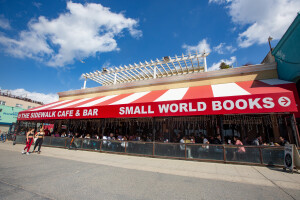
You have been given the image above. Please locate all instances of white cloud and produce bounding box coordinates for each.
[0,15,11,30]
[7,88,58,104]
[213,43,236,54]
[0,1,141,67]
[209,0,231,4]
[182,39,211,53]
[33,2,42,9]
[210,0,300,48]
[209,56,236,71]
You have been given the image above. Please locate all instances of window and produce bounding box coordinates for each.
[16,104,23,108]
[28,106,34,109]
[0,101,6,105]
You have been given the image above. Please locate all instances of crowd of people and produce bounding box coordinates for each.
[25,127,290,148]
[13,126,291,161]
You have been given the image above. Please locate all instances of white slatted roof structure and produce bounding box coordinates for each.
[82,51,209,88]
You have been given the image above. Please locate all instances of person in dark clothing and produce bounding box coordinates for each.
[213,134,222,144]
[277,136,289,146]
[33,128,45,154]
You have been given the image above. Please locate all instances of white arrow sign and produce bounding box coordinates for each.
[278,96,291,107]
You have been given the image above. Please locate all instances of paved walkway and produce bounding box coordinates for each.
[0,142,299,199]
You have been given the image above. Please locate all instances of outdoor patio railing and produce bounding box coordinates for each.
[15,135,300,167]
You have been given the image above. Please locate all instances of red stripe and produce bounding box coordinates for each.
[63,96,104,108]
[46,99,80,109]
[26,100,61,111]
[236,80,290,94]
[93,93,133,106]
[182,85,214,99]
[132,90,168,103]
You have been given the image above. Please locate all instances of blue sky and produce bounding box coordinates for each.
[0,0,299,103]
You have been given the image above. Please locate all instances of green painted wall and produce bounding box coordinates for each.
[0,105,25,124]
[272,13,300,82]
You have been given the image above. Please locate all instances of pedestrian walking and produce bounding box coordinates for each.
[22,128,35,155]
[0,130,7,143]
[33,128,45,154]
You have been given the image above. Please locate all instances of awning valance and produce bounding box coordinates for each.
[17,79,299,121]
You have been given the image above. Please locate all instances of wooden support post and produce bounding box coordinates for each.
[185,143,187,160]
[125,141,127,153]
[100,140,103,152]
[290,114,300,147]
[271,114,280,142]
[259,147,263,164]
[152,117,156,142]
[223,145,226,163]
[219,115,225,144]
[152,117,156,156]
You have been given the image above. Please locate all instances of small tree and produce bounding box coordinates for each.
[219,62,231,69]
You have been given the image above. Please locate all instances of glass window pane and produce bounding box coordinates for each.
[262,147,284,166]
[225,146,261,164]
[126,141,153,155]
[154,143,185,158]
[101,140,125,153]
[186,144,224,160]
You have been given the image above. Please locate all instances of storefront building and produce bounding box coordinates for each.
[16,51,300,144]
[271,12,300,124]
[0,92,43,133]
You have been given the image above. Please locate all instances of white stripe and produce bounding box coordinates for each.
[77,95,118,107]
[110,91,150,105]
[31,100,72,111]
[154,87,189,102]
[260,79,292,85]
[52,98,92,109]
[212,83,250,97]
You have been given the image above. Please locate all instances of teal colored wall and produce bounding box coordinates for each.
[0,105,25,125]
[272,13,300,82]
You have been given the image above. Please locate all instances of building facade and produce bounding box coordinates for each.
[16,60,300,146]
[0,92,43,132]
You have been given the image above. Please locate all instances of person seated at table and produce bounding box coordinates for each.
[190,136,196,144]
[61,132,67,138]
[277,136,289,146]
[203,136,209,145]
[209,136,214,144]
[117,135,122,140]
[179,136,193,158]
[54,131,60,137]
[252,135,262,145]
[234,136,245,152]
[102,134,106,139]
[146,136,152,142]
[232,136,245,160]
[213,134,222,144]
[108,133,115,140]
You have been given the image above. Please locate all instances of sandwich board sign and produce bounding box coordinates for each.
[284,144,300,172]
[284,144,293,171]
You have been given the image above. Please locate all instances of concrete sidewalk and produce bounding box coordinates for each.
[1,142,299,193]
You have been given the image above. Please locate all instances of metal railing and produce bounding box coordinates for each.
[15,136,300,167]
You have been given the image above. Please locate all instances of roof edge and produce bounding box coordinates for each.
[272,12,300,55]
[58,63,277,98]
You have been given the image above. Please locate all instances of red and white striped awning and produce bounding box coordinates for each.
[17,79,299,121]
